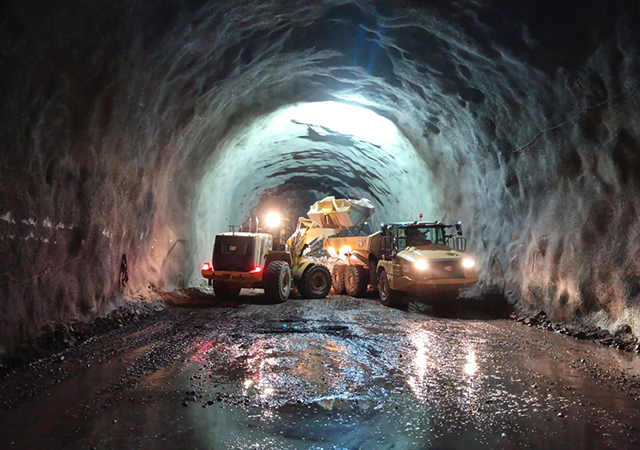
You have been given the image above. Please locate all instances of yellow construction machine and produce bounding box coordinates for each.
[201,197,374,302]
[325,221,478,307]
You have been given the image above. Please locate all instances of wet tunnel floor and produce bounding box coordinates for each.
[1,296,640,450]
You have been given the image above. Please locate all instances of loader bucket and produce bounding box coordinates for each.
[307,196,374,230]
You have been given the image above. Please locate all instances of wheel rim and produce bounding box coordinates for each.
[312,273,327,292]
[379,276,388,300]
[347,272,354,288]
[281,271,291,293]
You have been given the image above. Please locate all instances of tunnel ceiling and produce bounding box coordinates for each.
[1,0,639,350]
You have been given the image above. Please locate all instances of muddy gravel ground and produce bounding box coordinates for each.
[1,292,640,450]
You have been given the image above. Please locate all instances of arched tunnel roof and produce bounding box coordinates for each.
[0,0,639,349]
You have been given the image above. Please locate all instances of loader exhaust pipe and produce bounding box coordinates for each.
[248,217,260,233]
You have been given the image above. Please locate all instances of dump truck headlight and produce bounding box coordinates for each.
[413,260,428,271]
[462,258,475,269]
[326,246,338,257]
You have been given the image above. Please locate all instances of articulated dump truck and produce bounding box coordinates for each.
[324,221,478,307]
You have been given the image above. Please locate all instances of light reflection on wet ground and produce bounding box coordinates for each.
[1,296,639,449]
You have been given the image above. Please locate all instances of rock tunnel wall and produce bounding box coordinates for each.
[1,0,639,350]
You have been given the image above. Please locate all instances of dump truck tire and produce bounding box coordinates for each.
[214,282,241,299]
[299,264,332,299]
[378,269,406,308]
[263,261,292,303]
[345,265,368,297]
[332,265,347,294]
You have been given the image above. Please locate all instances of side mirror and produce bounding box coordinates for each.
[450,236,467,252]
[455,221,463,236]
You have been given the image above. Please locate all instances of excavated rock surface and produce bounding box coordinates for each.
[0,0,639,349]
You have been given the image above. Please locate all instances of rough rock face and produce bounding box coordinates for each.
[1,0,639,349]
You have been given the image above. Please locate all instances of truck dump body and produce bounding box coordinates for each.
[325,232,381,259]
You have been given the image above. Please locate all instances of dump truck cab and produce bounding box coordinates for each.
[325,221,478,307]
[377,222,478,304]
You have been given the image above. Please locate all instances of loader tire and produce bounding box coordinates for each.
[263,261,292,303]
[214,282,241,300]
[378,269,407,308]
[299,264,332,299]
[332,265,347,294]
[345,265,368,297]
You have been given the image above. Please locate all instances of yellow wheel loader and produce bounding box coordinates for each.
[325,221,478,307]
[201,197,374,302]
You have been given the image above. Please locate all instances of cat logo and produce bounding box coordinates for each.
[444,265,453,272]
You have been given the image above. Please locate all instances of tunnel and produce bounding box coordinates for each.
[1,0,640,355]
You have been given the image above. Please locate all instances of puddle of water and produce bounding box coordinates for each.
[2,301,640,450]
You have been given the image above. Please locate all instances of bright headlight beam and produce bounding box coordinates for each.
[265,212,281,228]
[414,260,428,270]
[463,258,475,269]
